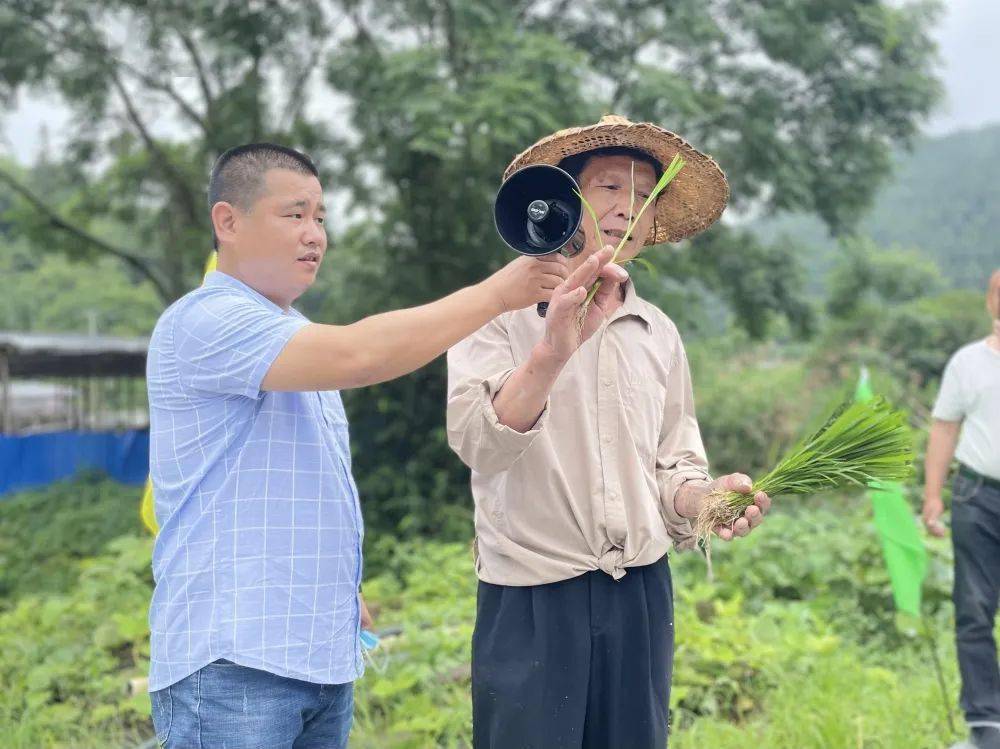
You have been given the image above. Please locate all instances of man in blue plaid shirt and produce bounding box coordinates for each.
[146,142,627,748]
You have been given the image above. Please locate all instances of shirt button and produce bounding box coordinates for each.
[603,434,613,444]
[609,492,618,502]
[602,378,612,387]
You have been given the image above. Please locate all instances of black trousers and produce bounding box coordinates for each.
[952,466,1000,725]
[472,557,674,749]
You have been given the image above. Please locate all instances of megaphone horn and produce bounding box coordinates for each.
[494,164,585,317]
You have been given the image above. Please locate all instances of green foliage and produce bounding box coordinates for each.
[0,474,144,605]
[826,238,944,321]
[0,1,337,302]
[0,535,153,749]
[0,479,969,748]
[879,291,992,384]
[2,0,944,539]
[673,501,954,647]
[688,346,836,478]
[669,587,841,725]
[315,7,598,540]
[754,123,1000,292]
[354,501,961,747]
[672,643,958,748]
[816,285,990,387]
[352,540,478,748]
[0,239,161,335]
[644,227,817,341]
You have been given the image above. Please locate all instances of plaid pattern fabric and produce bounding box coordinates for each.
[146,271,364,691]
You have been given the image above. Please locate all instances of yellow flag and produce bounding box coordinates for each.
[140,251,219,535]
[140,477,157,534]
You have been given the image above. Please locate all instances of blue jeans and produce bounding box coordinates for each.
[150,660,354,749]
[952,467,1000,726]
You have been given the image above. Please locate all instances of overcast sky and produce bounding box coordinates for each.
[1,0,997,164]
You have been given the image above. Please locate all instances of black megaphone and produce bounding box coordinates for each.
[494,164,586,317]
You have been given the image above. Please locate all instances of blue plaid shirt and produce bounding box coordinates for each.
[146,271,364,691]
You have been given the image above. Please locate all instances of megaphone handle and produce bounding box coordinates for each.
[536,302,548,318]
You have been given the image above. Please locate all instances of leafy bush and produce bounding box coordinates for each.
[815,289,989,387]
[880,290,991,383]
[352,540,477,748]
[0,473,967,748]
[826,240,944,322]
[673,641,959,748]
[688,345,842,478]
[673,497,954,648]
[0,473,144,606]
[0,536,153,749]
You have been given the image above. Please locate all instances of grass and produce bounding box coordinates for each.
[673,645,962,749]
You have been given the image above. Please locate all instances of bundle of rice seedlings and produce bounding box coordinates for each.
[695,396,915,544]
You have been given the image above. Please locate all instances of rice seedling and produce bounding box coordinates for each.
[694,396,915,544]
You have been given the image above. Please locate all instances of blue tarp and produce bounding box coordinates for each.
[0,429,149,496]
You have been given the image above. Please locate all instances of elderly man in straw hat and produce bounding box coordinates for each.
[447,115,772,748]
[925,269,1000,749]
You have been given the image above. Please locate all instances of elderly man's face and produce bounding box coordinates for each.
[575,154,657,264]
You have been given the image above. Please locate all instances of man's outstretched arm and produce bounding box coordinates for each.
[263,255,574,392]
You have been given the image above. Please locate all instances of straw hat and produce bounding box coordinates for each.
[503,114,729,245]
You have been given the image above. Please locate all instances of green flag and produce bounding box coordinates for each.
[855,368,927,617]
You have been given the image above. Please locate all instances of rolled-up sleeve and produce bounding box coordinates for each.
[446,315,549,476]
[656,337,712,551]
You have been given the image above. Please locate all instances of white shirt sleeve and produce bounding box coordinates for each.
[931,351,968,422]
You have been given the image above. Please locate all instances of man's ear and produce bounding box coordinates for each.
[211,201,239,247]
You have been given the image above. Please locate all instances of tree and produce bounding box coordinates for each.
[826,238,944,321]
[1,0,943,537]
[0,0,337,302]
[0,239,160,335]
[320,0,941,535]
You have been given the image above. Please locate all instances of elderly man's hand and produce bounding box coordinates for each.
[540,246,628,362]
[677,473,771,540]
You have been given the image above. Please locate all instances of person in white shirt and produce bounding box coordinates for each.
[923,269,1000,749]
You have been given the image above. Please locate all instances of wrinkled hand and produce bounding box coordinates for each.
[710,474,770,540]
[922,494,947,537]
[679,473,771,541]
[540,246,628,362]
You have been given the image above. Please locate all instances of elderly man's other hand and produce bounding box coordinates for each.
[676,473,771,541]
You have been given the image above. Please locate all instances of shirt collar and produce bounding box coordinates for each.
[610,278,653,331]
[203,271,296,316]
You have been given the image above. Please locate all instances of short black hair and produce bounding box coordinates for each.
[557,146,663,184]
[207,143,319,248]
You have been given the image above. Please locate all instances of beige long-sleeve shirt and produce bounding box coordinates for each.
[446,281,712,586]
